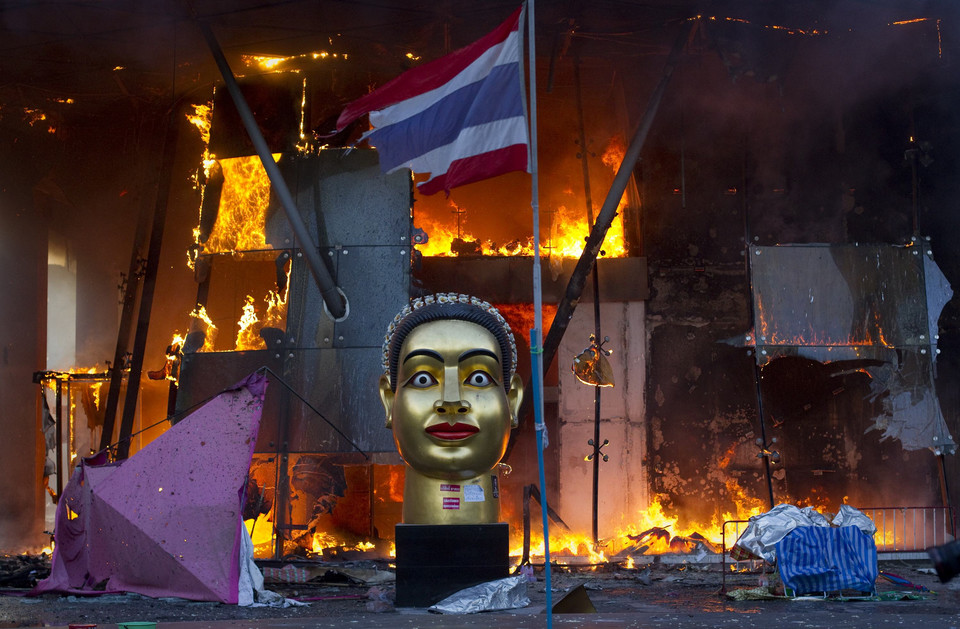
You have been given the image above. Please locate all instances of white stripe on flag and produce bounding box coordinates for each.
[382,115,527,179]
[369,29,520,129]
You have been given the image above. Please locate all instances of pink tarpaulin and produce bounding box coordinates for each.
[32,371,267,603]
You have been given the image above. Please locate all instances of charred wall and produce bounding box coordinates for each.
[640,18,956,517]
[0,122,48,551]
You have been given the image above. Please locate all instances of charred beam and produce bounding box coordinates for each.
[539,21,693,381]
[116,105,180,460]
[99,116,164,456]
[194,17,346,320]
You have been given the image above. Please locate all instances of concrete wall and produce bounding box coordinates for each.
[0,184,46,552]
[556,301,647,538]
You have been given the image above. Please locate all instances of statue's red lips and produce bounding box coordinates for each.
[425,422,479,440]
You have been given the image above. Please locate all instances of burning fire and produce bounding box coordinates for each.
[413,135,630,259]
[202,154,281,253]
[189,305,217,352]
[235,287,290,352]
[311,532,376,556]
[413,198,626,259]
[186,103,282,256]
[511,494,767,566]
[754,294,895,349]
[241,50,349,73]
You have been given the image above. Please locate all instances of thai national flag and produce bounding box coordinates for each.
[334,7,528,195]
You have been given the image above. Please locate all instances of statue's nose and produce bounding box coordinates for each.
[434,399,471,415]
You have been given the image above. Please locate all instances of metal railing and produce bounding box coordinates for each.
[860,506,955,554]
[721,518,760,592]
[720,506,956,592]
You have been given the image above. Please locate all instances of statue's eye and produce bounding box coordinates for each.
[465,371,493,387]
[406,371,437,388]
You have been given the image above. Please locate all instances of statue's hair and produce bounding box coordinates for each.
[382,293,517,392]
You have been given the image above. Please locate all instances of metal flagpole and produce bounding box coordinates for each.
[524,0,553,624]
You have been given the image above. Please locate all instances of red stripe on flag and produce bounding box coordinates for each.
[417,143,528,196]
[336,7,522,131]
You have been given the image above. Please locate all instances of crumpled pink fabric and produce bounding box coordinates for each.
[32,371,267,603]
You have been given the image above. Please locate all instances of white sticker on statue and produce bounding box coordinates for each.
[463,484,485,502]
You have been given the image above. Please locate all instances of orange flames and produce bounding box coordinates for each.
[202,154,280,253]
[186,102,278,256]
[754,293,895,349]
[240,51,349,73]
[189,305,217,352]
[513,494,767,565]
[235,286,290,352]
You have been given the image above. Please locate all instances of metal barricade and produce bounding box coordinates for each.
[859,506,956,555]
[721,518,761,592]
[720,506,956,592]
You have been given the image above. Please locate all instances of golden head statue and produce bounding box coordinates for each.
[379,293,523,524]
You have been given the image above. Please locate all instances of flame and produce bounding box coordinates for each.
[189,305,217,352]
[241,51,349,72]
[23,108,47,126]
[513,494,767,564]
[201,154,281,253]
[414,134,629,259]
[310,531,377,556]
[264,287,289,329]
[600,135,625,171]
[235,285,289,351]
[414,199,626,259]
[699,15,827,36]
[245,513,275,549]
[548,203,626,258]
[754,293,895,349]
[236,296,261,350]
[186,103,213,146]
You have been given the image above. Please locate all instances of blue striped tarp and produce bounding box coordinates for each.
[776,526,878,595]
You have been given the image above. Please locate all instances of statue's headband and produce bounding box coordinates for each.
[382,293,518,392]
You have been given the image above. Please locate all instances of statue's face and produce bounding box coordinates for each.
[379,319,522,479]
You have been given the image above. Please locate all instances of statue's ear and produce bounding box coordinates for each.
[507,374,523,429]
[378,373,395,428]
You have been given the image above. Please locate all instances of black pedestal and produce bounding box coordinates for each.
[394,523,509,607]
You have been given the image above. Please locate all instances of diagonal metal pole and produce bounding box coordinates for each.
[539,21,693,379]
[194,16,346,320]
[115,105,180,460]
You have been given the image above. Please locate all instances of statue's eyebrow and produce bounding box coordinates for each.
[402,349,443,364]
[459,349,499,363]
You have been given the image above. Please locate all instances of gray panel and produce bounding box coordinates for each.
[317,149,411,247]
[179,148,409,459]
[282,347,395,454]
[751,244,928,348]
[175,350,287,452]
[748,243,954,452]
[176,350,281,413]
[332,245,410,347]
[264,149,410,250]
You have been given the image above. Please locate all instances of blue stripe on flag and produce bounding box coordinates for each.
[367,62,523,172]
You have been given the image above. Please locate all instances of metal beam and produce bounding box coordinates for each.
[539,21,692,383]
[195,18,346,320]
[115,106,180,460]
